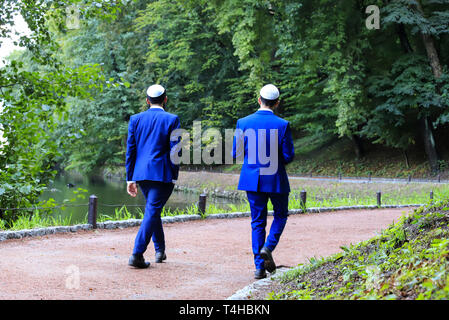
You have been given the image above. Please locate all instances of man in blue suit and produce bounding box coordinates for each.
[126,84,180,269]
[233,84,295,279]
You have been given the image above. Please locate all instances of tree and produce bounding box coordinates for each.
[0,0,123,222]
[363,0,449,173]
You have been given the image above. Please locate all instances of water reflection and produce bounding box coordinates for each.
[40,172,244,224]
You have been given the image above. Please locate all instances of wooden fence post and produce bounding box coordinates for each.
[377,191,382,207]
[88,195,98,229]
[198,194,207,216]
[430,190,434,201]
[300,190,307,209]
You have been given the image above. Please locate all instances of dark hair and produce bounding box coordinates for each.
[147,91,166,105]
[260,96,279,108]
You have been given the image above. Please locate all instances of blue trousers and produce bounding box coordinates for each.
[246,191,289,270]
[132,180,174,255]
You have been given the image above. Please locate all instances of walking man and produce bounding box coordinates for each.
[232,84,295,279]
[126,84,180,268]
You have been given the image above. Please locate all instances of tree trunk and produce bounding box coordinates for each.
[415,0,442,174]
[403,150,410,169]
[416,1,443,79]
[421,116,439,174]
[421,32,443,78]
[394,7,440,173]
[351,135,364,159]
[396,23,413,54]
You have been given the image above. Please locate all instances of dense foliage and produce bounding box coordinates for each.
[43,0,449,174]
[0,0,122,219]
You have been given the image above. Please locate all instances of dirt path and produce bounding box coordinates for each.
[0,208,413,300]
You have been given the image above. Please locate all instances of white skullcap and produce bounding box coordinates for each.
[146,84,166,98]
[260,84,280,100]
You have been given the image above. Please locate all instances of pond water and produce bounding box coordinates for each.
[39,172,244,224]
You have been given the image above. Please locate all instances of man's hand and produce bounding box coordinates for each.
[127,182,138,197]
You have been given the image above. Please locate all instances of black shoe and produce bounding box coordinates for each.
[260,247,276,273]
[254,269,267,279]
[128,254,150,269]
[155,251,167,263]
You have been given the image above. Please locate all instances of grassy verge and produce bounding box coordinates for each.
[0,211,76,231]
[258,197,449,300]
[176,171,448,199]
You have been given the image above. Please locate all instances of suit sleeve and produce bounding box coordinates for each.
[125,117,137,182]
[169,116,181,181]
[281,122,295,164]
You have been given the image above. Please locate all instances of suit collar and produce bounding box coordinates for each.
[256,109,274,115]
[148,106,165,112]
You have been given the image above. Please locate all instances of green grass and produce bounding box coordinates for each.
[97,205,144,222]
[262,195,449,300]
[4,211,75,231]
[288,183,449,208]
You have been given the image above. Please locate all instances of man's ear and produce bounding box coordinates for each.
[258,97,262,106]
[146,97,151,105]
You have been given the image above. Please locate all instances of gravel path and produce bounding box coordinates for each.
[0,207,412,300]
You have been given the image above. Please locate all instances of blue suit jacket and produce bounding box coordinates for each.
[126,108,180,183]
[232,110,295,193]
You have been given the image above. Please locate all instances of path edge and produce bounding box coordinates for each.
[226,267,292,300]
